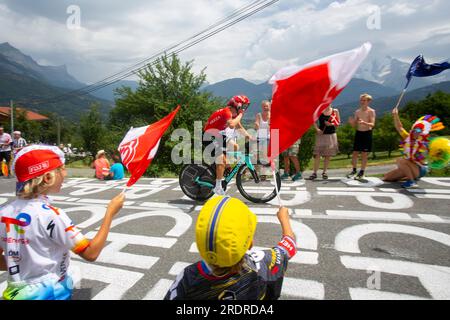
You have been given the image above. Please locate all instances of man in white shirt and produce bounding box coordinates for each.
[0,126,12,177]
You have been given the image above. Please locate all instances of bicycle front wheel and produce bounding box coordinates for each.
[236,165,281,203]
[179,164,215,201]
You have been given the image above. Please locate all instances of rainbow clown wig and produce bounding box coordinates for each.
[400,115,446,166]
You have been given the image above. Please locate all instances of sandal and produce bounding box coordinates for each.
[309,173,317,180]
[322,172,328,180]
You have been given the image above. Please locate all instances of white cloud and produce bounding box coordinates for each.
[0,0,449,85]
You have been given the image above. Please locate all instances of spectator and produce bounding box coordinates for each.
[346,93,376,181]
[280,139,302,181]
[310,105,340,180]
[12,131,28,156]
[254,100,271,178]
[0,126,12,178]
[109,154,125,180]
[92,150,111,180]
[0,145,125,300]
[165,196,297,300]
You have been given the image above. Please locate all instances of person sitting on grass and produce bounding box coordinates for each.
[383,107,445,188]
[92,150,111,180]
[164,196,297,300]
[0,145,125,300]
[109,154,125,180]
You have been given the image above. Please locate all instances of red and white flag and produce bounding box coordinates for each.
[118,106,180,187]
[268,43,372,161]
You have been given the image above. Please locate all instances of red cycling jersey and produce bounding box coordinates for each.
[204,108,233,132]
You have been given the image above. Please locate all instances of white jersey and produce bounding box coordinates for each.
[0,196,89,285]
[256,114,270,140]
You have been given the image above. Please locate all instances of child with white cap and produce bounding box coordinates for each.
[0,145,125,300]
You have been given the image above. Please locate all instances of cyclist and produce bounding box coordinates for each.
[204,95,253,195]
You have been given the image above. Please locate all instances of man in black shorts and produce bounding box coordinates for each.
[347,94,376,180]
[0,126,12,177]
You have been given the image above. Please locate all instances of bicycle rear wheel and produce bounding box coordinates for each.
[236,165,281,203]
[179,164,215,201]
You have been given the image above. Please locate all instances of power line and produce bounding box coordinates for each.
[19,0,279,106]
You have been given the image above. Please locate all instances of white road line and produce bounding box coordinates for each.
[143,279,174,300]
[349,288,429,300]
[413,194,450,200]
[281,277,325,300]
[293,209,313,217]
[290,215,450,224]
[416,214,445,222]
[326,210,411,220]
[189,242,199,253]
[421,178,450,187]
[71,261,144,300]
[140,202,193,210]
[168,262,191,276]
[317,187,375,192]
[408,189,450,194]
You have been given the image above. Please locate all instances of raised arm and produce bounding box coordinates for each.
[78,193,125,261]
[392,107,404,135]
[277,207,295,240]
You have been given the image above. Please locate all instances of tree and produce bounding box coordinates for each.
[297,127,315,171]
[110,54,222,175]
[79,104,106,158]
[401,91,450,136]
[337,124,354,158]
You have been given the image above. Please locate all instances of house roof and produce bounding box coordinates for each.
[0,106,48,121]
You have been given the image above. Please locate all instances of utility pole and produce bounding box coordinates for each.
[10,99,14,134]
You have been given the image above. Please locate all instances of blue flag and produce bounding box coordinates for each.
[405,55,450,89]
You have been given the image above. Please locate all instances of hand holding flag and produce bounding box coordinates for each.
[268,42,372,161]
[395,55,450,110]
[118,106,180,187]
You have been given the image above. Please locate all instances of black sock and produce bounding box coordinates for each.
[359,170,365,174]
[352,168,357,173]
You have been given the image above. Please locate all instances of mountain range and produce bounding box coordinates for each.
[0,42,449,122]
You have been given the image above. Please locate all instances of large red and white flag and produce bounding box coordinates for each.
[118,106,180,187]
[268,43,372,161]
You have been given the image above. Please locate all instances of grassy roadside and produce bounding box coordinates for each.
[66,150,449,177]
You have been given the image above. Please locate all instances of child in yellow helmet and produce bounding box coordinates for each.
[164,196,297,300]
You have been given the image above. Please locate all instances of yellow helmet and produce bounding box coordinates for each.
[196,196,257,268]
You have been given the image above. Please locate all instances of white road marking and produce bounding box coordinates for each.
[189,242,199,253]
[341,256,450,300]
[326,210,411,220]
[421,178,450,187]
[318,191,414,210]
[140,202,192,210]
[168,262,191,276]
[416,214,445,222]
[317,187,375,192]
[71,261,143,300]
[107,210,192,238]
[413,194,450,200]
[142,279,174,300]
[281,277,325,300]
[335,223,450,254]
[349,288,429,300]
[82,231,174,269]
[408,189,450,194]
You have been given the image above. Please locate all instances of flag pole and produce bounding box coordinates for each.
[270,160,283,208]
[393,89,407,111]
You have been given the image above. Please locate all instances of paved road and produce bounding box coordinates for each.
[0,175,449,300]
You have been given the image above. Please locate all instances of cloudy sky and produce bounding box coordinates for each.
[1,0,449,84]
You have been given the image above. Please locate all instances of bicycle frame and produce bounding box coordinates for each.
[194,149,258,189]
